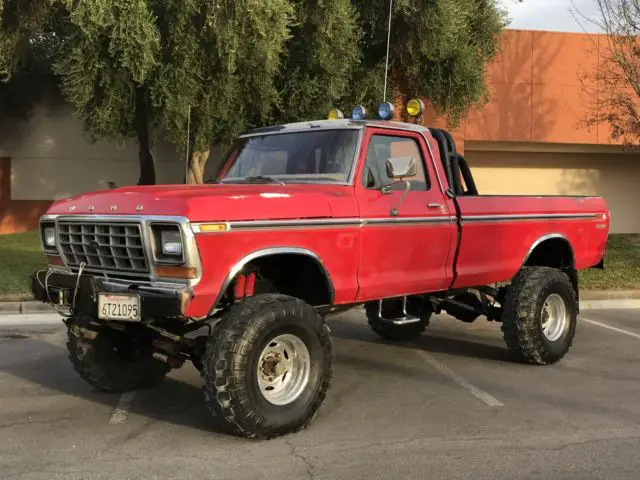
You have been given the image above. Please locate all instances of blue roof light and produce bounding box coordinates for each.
[378,102,395,121]
[352,105,368,121]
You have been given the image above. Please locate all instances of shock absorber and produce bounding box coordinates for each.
[234,274,246,300]
[245,271,256,297]
[233,271,257,301]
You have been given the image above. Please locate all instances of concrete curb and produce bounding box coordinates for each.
[0,313,63,327]
[581,290,640,300]
[0,301,56,315]
[580,299,640,310]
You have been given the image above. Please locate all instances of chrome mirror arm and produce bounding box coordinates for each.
[390,180,410,216]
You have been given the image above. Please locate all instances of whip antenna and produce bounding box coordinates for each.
[185,105,191,184]
[383,0,394,102]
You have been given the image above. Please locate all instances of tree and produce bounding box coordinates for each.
[349,0,507,127]
[53,0,161,185]
[151,1,295,184]
[275,0,360,124]
[156,0,507,183]
[577,0,640,146]
[0,0,61,119]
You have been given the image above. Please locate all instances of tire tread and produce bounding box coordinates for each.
[501,267,577,365]
[201,294,334,439]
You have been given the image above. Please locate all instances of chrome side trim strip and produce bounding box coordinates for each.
[363,217,453,226]
[228,218,362,230]
[462,213,599,223]
[193,216,454,233]
[193,212,597,233]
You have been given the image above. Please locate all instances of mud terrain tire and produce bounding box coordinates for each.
[201,294,334,439]
[67,319,171,392]
[501,267,578,365]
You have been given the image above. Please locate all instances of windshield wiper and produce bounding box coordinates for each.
[241,176,287,185]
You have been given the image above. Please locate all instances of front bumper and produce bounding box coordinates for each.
[31,269,191,319]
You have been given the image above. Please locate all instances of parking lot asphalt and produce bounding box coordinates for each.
[0,309,639,480]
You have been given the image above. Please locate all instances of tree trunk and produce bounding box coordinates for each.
[134,88,156,185]
[186,150,210,184]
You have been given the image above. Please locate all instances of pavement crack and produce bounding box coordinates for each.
[0,415,73,429]
[286,440,316,480]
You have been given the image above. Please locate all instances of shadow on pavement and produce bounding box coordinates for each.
[0,333,231,436]
[0,314,511,437]
[329,316,514,364]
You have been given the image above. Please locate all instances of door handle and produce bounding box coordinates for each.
[428,203,443,209]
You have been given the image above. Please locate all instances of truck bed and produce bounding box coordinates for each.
[451,194,609,289]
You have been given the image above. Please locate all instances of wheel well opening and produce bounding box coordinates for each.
[525,238,575,270]
[236,253,333,307]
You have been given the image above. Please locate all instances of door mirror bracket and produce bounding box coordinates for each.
[383,157,416,216]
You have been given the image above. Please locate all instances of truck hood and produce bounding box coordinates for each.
[46,184,351,222]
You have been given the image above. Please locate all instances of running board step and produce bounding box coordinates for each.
[377,298,422,326]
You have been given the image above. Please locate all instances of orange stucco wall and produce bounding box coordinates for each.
[0,158,52,234]
[465,29,612,146]
[398,29,619,154]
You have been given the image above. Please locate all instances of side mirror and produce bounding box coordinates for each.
[386,157,417,179]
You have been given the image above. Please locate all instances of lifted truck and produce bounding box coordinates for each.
[32,101,609,439]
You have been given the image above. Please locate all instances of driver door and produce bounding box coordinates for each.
[355,128,455,301]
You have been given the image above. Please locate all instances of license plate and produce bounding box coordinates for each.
[98,294,141,321]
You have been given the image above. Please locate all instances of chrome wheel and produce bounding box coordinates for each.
[541,293,568,342]
[256,334,311,406]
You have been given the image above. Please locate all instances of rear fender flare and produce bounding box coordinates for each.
[522,233,575,269]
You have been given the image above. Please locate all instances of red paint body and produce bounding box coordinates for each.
[46,122,610,318]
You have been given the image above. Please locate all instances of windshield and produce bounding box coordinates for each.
[209,129,360,184]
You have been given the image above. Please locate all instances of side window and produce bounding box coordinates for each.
[361,135,429,191]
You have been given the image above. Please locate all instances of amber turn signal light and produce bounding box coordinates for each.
[156,266,198,279]
[47,255,63,266]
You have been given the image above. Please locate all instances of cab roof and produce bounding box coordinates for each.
[239,119,432,138]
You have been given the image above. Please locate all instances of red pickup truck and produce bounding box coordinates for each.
[32,101,609,439]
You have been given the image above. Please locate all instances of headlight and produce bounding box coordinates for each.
[161,229,182,256]
[44,227,56,247]
[151,224,184,264]
[40,221,58,253]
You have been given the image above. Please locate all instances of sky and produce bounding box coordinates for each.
[499,0,603,33]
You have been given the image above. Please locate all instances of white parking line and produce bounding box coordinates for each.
[581,317,640,341]
[411,349,504,407]
[109,391,136,424]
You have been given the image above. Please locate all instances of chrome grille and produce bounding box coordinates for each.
[57,221,149,275]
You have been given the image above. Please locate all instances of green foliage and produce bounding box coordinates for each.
[152,0,294,154]
[352,0,507,126]
[0,0,61,119]
[276,0,360,123]
[0,0,57,80]
[54,0,160,140]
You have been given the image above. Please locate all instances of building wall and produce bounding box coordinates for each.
[465,30,614,145]
[0,99,190,233]
[465,144,640,234]
[0,157,51,234]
